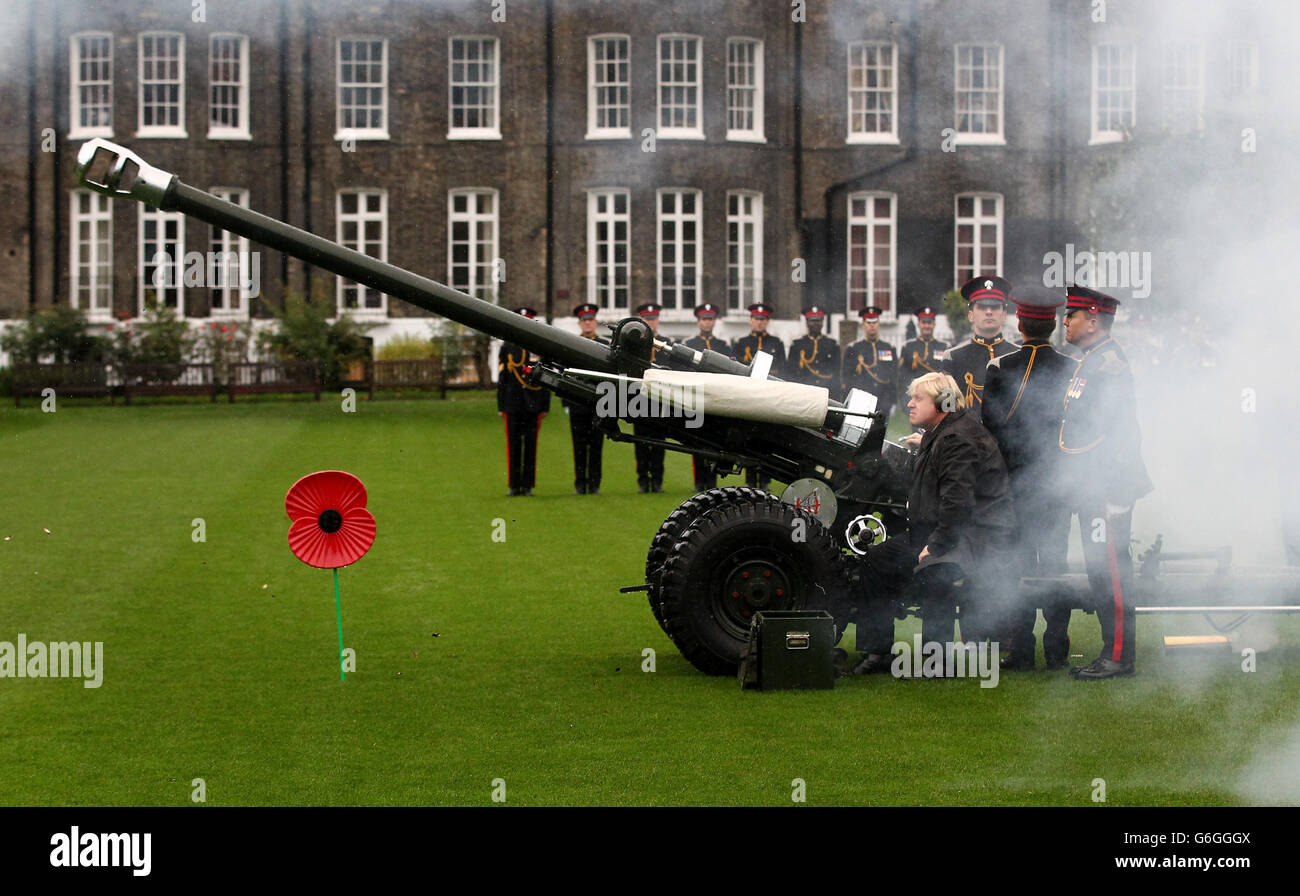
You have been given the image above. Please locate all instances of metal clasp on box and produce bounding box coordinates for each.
[785,632,810,650]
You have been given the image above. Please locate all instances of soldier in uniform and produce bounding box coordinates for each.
[897,306,949,407]
[941,277,1018,421]
[497,306,551,496]
[788,305,841,392]
[685,303,727,491]
[981,290,1075,669]
[565,303,604,494]
[732,302,786,375]
[1060,286,1153,680]
[633,302,667,493]
[731,303,786,490]
[842,305,897,420]
[683,302,729,356]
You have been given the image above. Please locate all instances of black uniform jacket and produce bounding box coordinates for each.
[899,337,950,378]
[842,338,897,402]
[909,409,1016,574]
[497,343,552,415]
[788,334,841,390]
[941,335,1018,419]
[982,338,1073,479]
[1059,337,1153,507]
[732,332,787,376]
[683,333,731,357]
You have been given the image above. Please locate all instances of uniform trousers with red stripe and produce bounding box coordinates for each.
[1074,502,1136,665]
[504,413,543,491]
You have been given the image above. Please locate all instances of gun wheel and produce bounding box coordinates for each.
[658,499,852,675]
[644,486,778,633]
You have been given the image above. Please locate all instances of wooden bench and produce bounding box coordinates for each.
[122,363,218,404]
[227,361,320,402]
[368,359,447,399]
[12,363,114,407]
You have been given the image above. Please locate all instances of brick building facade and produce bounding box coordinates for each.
[2,0,1288,348]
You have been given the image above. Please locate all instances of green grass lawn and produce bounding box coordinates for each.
[1,395,1297,806]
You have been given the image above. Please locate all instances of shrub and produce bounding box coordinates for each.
[376,333,436,361]
[0,305,109,364]
[941,289,970,342]
[257,294,374,386]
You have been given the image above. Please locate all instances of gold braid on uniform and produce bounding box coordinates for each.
[854,344,890,385]
[963,336,1004,407]
[799,336,833,381]
[1000,344,1042,422]
[911,340,939,373]
[742,334,766,365]
[1059,336,1116,454]
[507,352,544,391]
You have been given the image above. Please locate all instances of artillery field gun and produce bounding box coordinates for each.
[74,139,1300,675]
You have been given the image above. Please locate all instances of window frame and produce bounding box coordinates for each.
[1161,41,1205,132]
[70,190,114,321]
[586,188,631,312]
[656,34,704,141]
[656,187,703,312]
[69,32,114,139]
[952,42,1004,145]
[586,34,631,140]
[138,204,186,316]
[726,190,763,310]
[847,41,899,144]
[447,188,501,304]
[335,37,389,142]
[448,36,502,141]
[208,34,251,140]
[953,193,1004,291]
[208,188,252,317]
[336,190,389,316]
[1090,42,1136,144]
[846,191,897,317]
[726,37,764,143]
[137,32,188,138]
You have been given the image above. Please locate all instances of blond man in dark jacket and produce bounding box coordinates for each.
[853,372,1016,674]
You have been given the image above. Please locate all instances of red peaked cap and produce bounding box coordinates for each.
[1066,285,1121,315]
[960,276,1012,304]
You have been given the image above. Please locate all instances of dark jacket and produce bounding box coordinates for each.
[982,339,1073,482]
[909,409,1016,574]
[497,343,552,415]
[940,335,1018,421]
[1059,337,1153,506]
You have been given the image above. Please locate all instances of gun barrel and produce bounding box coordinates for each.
[75,139,613,372]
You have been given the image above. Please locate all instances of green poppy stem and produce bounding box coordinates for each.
[334,567,345,682]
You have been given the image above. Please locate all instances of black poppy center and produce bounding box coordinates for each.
[318,509,343,533]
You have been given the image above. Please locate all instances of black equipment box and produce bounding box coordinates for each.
[738,610,835,691]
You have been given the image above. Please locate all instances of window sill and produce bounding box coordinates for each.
[447,130,502,141]
[585,130,632,141]
[335,130,390,142]
[951,134,1006,146]
[726,132,766,144]
[656,129,706,141]
[69,128,114,141]
[847,133,900,145]
[208,130,252,141]
[135,128,190,139]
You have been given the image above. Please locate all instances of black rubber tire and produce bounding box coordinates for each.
[658,499,852,675]
[644,486,777,632]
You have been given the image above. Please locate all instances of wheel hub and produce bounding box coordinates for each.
[723,560,791,614]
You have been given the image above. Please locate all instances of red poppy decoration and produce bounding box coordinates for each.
[285,470,376,569]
